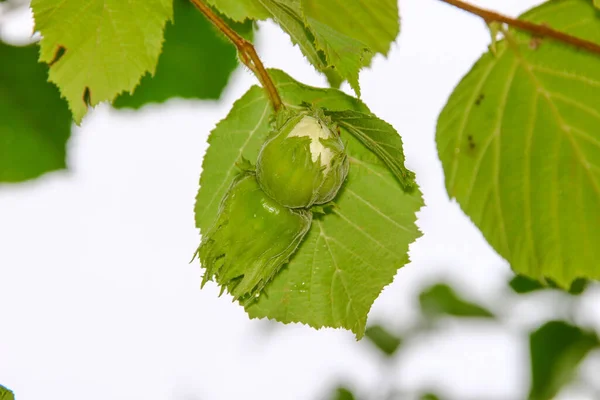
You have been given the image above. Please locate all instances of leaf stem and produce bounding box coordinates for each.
[189,0,283,111]
[438,0,600,56]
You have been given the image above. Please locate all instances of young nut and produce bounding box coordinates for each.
[256,111,349,208]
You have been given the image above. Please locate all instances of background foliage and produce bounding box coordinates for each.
[327,277,600,400]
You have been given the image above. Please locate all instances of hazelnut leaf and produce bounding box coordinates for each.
[31,0,172,123]
[436,0,600,286]
[195,69,422,338]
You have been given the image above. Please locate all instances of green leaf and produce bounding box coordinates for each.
[0,43,71,183]
[328,110,416,192]
[303,0,398,55]
[228,0,399,94]
[114,0,249,109]
[302,0,399,93]
[324,68,344,89]
[419,283,494,319]
[302,16,368,95]
[364,324,402,356]
[436,0,600,286]
[594,0,600,9]
[419,394,442,400]
[195,69,422,338]
[206,0,269,21]
[509,275,589,295]
[509,275,549,294]
[567,278,589,295]
[529,320,599,400]
[0,385,14,400]
[487,21,502,55]
[258,0,328,73]
[31,0,172,123]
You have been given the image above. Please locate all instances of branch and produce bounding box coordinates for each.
[189,0,283,111]
[438,0,600,56]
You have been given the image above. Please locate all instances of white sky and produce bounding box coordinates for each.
[1,1,599,399]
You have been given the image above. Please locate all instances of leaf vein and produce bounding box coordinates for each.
[447,49,505,191]
[346,189,412,233]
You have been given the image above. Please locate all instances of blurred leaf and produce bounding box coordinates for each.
[114,0,249,108]
[419,283,494,319]
[365,325,402,356]
[0,385,14,400]
[509,275,588,295]
[419,394,441,400]
[529,320,599,400]
[509,275,550,294]
[567,278,589,295]
[0,43,71,183]
[331,387,356,400]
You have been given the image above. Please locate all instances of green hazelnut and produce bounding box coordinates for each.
[199,173,312,302]
[256,110,349,208]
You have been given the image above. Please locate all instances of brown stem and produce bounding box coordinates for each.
[438,0,600,56]
[189,0,283,111]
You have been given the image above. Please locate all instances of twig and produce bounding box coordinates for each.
[438,0,600,56]
[189,0,283,111]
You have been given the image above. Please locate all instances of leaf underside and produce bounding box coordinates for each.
[302,0,399,93]
[436,0,600,285]
[195,69,422,337]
